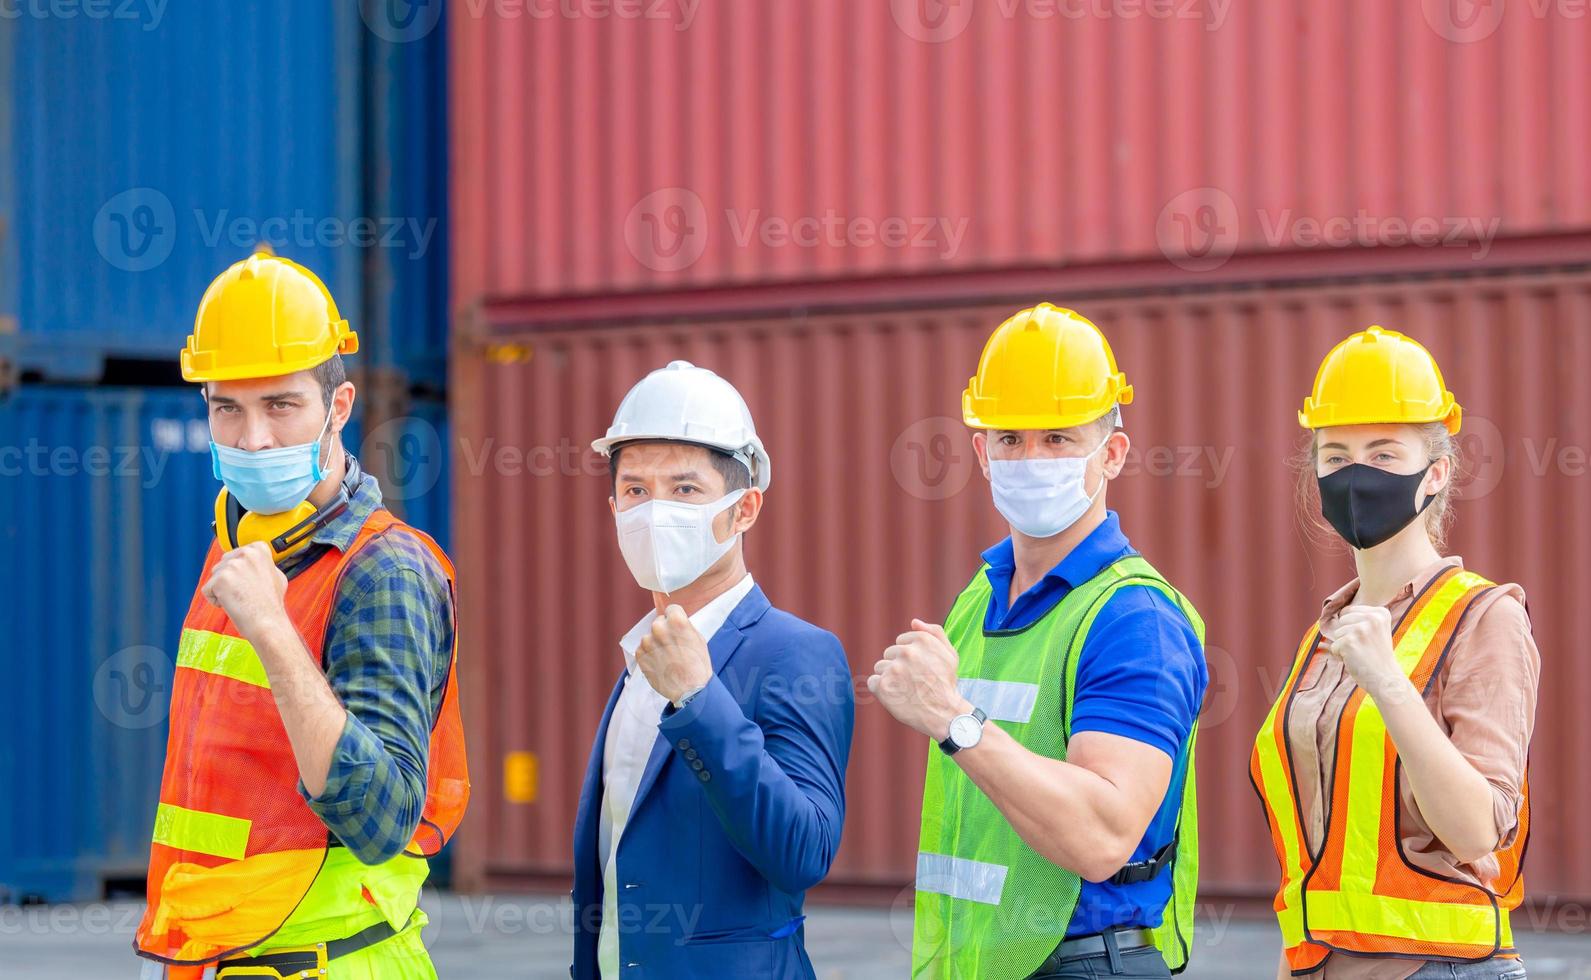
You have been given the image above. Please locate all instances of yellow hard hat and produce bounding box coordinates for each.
[962,303,1133,429]
[1299,326,1461,434]
[180,252,358,382]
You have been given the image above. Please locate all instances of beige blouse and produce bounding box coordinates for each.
[1285,558,1539,979]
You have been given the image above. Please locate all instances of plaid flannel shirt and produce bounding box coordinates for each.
[283,469,453,864]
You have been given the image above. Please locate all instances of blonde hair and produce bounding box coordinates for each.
[1293,421,1462,552]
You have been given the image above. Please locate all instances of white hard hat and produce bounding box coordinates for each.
[592,360,771,491]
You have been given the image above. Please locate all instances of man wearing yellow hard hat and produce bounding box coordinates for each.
[1253,327,1537,978]
[132,252,469,979]
[868,304,1208,978]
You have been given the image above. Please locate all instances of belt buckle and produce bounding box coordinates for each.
[215,941,328,979]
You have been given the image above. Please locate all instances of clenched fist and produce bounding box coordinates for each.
[201,541,291,645]
[1321,603,1406,703]
[866,619,972,742]
[636,604,714,705]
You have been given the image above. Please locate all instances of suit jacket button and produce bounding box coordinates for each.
[677,739,691,750]
[699,770,712,782]
[684,748,699,761]
[690,759,705,771]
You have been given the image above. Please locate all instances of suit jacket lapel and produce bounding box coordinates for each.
[574,670,628,880]
[626,585,770,816]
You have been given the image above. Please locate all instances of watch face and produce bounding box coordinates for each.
[950,714,982,748]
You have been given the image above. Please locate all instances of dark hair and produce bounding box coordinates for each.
[311,355,346,409]
[609,440,752,493]
[201,354,346,409]
[1091,405,1123,442]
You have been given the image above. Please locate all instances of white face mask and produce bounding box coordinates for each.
[987,434,1110,539]
[615,489,747,594]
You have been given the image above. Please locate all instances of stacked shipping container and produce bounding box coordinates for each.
[451,1,1591,299]
[447,0,1591,913]
[0,5,454,900]
[450,270,1591,900]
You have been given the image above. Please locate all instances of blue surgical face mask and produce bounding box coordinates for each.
[210,409,334,515]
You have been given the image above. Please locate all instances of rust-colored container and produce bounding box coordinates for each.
[449,265,1591,903]
[450,1,1591,302]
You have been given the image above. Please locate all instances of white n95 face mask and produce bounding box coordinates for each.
[988,435,1109,539]
[615,489,747,593]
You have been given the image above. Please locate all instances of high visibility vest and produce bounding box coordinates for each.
[134,507,469,967]
[1251,565,1530,973]
[914,554,1203,979]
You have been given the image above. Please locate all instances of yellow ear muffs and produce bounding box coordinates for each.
[213,488,320,563]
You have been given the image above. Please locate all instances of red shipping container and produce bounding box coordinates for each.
[450,1,1591,303]
[448,263,1591,905]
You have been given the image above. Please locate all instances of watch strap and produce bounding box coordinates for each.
[938,706,987,756]
[673,684,708,710]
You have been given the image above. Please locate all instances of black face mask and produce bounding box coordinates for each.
[1318,463,1435,550]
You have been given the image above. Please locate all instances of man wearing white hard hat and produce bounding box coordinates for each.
[569,361,856,980]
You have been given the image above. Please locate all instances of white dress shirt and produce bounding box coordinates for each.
[597,573,756,978]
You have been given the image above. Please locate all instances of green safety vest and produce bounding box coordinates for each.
[913,554,1204,979]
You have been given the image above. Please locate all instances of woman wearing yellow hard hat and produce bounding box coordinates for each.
[1252,327,1538,979]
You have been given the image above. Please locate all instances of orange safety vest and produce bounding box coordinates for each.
[134,507,469,967]
[1251,565,1529,973]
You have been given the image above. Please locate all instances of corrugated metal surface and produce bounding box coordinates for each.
[0,386,213,901]
[0,16,16,345]
[450,2,1591,303]
[363,16,450,390]
[345,389,453,553]
[3,4,360,379]
[450,266,1591,901]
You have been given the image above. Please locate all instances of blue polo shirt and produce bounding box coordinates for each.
[977,511,1206,938]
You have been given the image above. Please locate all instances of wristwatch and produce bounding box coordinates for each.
[938,707,987,756]
[673,685,707,710]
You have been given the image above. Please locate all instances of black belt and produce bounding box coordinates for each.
[1029,927,1157,976]
[214,920,399,977]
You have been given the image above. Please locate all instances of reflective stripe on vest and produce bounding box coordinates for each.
[176,629,270,688]
[135,508,470,968]
[151,804,252,862]
[1251,565,1527,971]
[914,554,1204,980]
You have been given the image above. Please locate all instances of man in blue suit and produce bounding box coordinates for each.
[573,360,855,979]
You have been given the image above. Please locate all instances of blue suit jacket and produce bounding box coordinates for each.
[571,585,855,979]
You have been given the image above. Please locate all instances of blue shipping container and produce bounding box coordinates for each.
[0,385,453,901]
[364,18,451,390]
[0,385,213,902]
[346,397,452,553]
[2,3,361,379]
[0,17,16,345]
